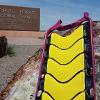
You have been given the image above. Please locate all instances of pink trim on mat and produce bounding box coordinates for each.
[34,20,62,99]
[89,18,96,100]
[34,33,46,99]
[35,12,96,99]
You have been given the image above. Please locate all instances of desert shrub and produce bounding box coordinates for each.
[6,45,16,57]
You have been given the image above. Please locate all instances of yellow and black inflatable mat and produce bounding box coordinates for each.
[36,22,94,100]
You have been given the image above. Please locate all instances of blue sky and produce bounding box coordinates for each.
[0,0,100,30]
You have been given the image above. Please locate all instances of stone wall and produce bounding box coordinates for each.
[0,31,44,38]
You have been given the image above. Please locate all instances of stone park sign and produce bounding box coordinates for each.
[0,5,40,31]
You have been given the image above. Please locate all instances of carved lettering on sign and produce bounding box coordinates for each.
[0,5,40,31]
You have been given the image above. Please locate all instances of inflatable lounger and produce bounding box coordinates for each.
[35,13,96,100]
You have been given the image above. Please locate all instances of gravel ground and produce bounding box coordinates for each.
[0,45,41,92]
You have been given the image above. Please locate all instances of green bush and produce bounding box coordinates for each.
[6,45,16,57]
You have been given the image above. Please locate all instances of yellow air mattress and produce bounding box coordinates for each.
[36,22,95,100]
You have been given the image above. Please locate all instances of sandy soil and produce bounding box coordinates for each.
[0,45,41,92]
